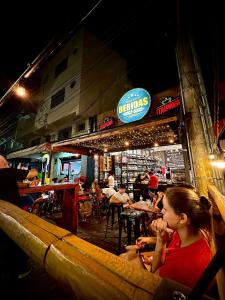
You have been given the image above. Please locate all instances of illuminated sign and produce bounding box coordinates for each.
[156,96,181,115]
[99,117,114,130]
[117,88,151,123]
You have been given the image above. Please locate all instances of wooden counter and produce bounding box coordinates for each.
[19,183,79,234]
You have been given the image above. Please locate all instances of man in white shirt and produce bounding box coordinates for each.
[102,187,116,198]
[110,184,131,206]
[107,171,115,188]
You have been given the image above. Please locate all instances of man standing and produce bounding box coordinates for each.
[148,171,159,195]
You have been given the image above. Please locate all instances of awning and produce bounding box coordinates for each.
[52,115,179,154]
[7,143,52,159]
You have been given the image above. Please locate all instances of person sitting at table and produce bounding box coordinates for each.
[102,187,116,199]
[110,184,132,206]
[79,175,88,192]
[133,173,146,202]
[0,154,38,279]
[61,175,69,183]
[136,187,212,288]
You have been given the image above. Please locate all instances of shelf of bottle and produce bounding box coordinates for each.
[115,162,157,165]
[118,155,158,160]
[121,169,143,172]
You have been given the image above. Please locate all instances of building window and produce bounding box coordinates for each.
[78,123,85,132]
[54,57,68,78]
[58,127,72,141]
[50,88,65,109]
[31,138,40,146]
[73,48,78,55]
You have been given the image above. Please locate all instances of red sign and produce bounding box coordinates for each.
[156,96,181,115]
[99,117,114,130]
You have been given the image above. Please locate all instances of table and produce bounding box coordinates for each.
[19,183,79,234]
[129,201,160,214]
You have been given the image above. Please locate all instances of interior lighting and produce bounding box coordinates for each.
[211,160,225,169]
[209,154,215,160]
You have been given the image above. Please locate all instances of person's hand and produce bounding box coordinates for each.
[150,218,173,242]
[136,236,155,248]
[140,253,153,265]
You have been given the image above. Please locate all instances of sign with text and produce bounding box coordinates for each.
[156,96,181,115]
[99,117,114,130]
[117,88,151,123]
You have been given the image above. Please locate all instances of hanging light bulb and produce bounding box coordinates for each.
[94,154,99,160]
[154,142,159,147]
[124,141,129,146]
[209,154,215,160]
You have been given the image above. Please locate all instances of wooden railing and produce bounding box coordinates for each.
[207,184,225,300]
[1,184,224,299]
[0,200,161,300]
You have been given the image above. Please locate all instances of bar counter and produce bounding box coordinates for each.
[19,183,79,234]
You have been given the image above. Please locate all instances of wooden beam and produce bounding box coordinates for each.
[51,145,91,156]
[0,200,161,299]
[207,184,225,300]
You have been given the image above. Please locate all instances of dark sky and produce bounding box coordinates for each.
[0,0,99,97]
[0,0,223,144]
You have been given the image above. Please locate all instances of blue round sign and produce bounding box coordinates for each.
[117,88,151,123]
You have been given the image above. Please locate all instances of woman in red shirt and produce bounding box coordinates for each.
[138,187,212,288]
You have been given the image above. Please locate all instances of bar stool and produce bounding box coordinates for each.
[91,192,107,223]
[105,203,123,238]
[118,209,145,253]
[78,195,92,222]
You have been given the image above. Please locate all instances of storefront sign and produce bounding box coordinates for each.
[156,96,181,115]
[99,117,114,130]
[117,88,151,123]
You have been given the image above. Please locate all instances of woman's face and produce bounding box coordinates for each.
[162,195,181,229]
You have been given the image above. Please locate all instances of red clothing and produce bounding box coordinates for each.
[149,175,158,189]
[159,232,212,288]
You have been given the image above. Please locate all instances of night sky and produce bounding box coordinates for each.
[0,0,224,143]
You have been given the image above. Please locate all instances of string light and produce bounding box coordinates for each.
[71,123,178,152]
[169,138,174,143]
[209,154,215,160]
[154,142,159,147]
[94,154,99,159]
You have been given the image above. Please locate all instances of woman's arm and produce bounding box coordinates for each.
[150,218,169,273]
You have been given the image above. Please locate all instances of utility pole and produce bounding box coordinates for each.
[176,1,213,196]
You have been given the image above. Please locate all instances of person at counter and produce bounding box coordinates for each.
[148,171,159,195]
[133,173,146,202]
[106,171,116,188]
